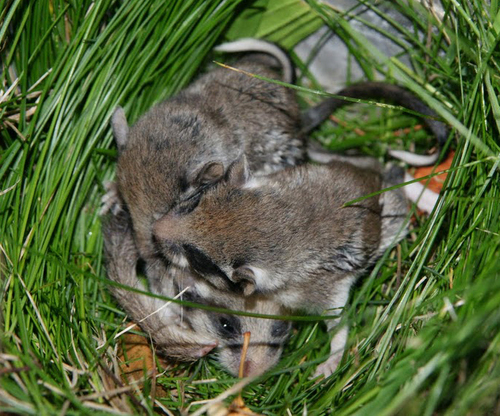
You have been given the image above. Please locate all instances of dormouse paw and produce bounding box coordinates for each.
[100,181,123,216]
[313,352,343,379]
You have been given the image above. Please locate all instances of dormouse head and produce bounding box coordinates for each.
[181,277,292,377]
[111,106,235,262]
[154,157,387,299]
[153,156,280,296]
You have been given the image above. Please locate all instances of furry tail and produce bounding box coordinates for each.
[215,38,295,84]
[301,81,449,166]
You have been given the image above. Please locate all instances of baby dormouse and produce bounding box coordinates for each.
[109,41,303,269]
[102,39,303,366]
[102,209,218,360]
[153,156,410,376]
[103,208,291,377]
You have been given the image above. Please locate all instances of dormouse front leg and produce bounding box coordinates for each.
[100,181,123,216]
[313,275,356,378]
[314,324,349,379]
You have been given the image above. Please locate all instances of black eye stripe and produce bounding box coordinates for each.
[175,179,220,215]
[174,192,202,215]
[182,244,227,278]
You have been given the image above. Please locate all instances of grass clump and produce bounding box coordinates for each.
[1,0,499,414]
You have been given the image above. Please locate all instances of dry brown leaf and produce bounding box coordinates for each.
[118,330,170,398]
[226,398,262,416]
[413,150,455,193]
[117,329,263,415]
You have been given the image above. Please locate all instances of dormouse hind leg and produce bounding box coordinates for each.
[402,171,439,214]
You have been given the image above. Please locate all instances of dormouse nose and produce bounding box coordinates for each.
[152,212,182,241]
[243,360,253,377]
[242,358,270,377]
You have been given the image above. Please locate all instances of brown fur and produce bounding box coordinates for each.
[153,158,409,376]
[103,208,291,376]
[113,56,303,266]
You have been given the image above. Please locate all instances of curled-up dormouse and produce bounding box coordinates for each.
[153,156,412,377]
[103,207,291,377]
[105,39,303,269]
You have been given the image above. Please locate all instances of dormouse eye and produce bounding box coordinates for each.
[215,315,241,338]
[220,318,235,333]
[175,192,202,215]
[271,320,291,338]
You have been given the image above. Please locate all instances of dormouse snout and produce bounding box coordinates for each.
[152,214,190,267]
[153,212,185,244]
[221,341,286,377]
[191,340,219,359]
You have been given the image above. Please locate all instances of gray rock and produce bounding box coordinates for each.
[294,0,444,90]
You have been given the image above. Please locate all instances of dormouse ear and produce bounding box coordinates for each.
[232,266,256,296]
[194,161,225,187]
[225,155,250,186]
[111,106,129,152]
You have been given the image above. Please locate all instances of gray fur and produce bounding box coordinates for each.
[180,276,291,377]
[153,159,409,376]
[103,208,290,376]
[103,39,447,378]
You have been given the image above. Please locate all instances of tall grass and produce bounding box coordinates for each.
[1,0,499,414]
[1,1,247,413]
